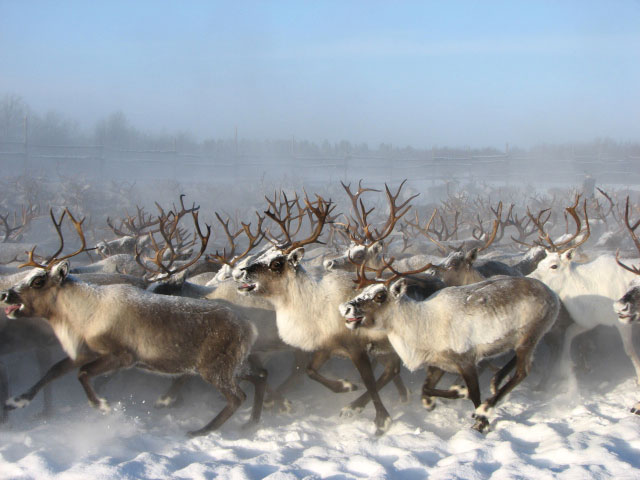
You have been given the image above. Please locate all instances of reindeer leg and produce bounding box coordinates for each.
[0,361,8,423]
[266,350,308,413]
[616,323,640,385]
[554,322,589,389]
[188,382,246,437]
[35,347,53,418]
[78,353,132,413]
[343,348,391,436]
[306,349,358,393]
[490,355,517,395]
[421,366,446,410]
[343,353,404,413]
[473,350,530,433]
[239,354,267,428]
[155,375,190,408]
[458,362,482,409]
[6,356,76,411]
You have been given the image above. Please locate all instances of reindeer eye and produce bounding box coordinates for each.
[374,292,387,303]
[550,265,558,270]
[270,259,284,270]
[30,276,45,288]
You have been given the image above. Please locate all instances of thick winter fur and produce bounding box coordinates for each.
[340,275,560,431]
[615,277,640,325]
[429,248,523,287]
[235,246,416,435]
[323,241,385,273]
[70,254,145,276]
[529,250,640,384]
[0,262,263,436]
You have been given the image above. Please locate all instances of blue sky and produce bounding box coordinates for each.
[1,1,639,147]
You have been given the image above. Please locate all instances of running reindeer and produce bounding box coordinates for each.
[235,185,436,435]
[527,195,640,390]
[339,259,560,432]
[613,197,640,414]
[0,207,266,436]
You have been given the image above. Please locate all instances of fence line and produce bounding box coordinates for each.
[1,139,639,188]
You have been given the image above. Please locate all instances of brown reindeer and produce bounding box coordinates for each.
[0,208,266,436]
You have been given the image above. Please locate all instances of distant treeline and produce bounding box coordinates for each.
[2,93,639,160]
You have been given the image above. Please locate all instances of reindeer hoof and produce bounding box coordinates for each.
[630,402,640,415]
[339,380,358,392]
[90,397,111,414]
[5,396,30,411]
[262,397,275,410]
[187,428,207,438]
[155,394,182,409]
[471,415,490,433]
[278,398,293,414]
[340,405,363,418]
[451,385,469,399]
[375,415,392,436]
[422,397,436,411]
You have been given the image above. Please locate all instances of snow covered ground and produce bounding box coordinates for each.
[2,332,640,480]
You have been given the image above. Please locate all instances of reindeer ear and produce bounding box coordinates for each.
[287,247,305,266]
[50,261,70,283]
[371,241,383,255]
[389,279,408,299]
[465,247,479,263]
[563,248,577,261]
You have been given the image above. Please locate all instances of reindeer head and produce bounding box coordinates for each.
[527,195,590,280]
[234,192,334,297]
[614,197,640,324]
[234,246,305,297]
[323,241,384,272]
[614,278,640,324]
[339,279,408,331]
[0,261,70,319]
[429,248,482,286]
[327,180,415,272]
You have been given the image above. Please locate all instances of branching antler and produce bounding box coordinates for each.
[264,191,305,246]
[616,196,640,275]
[20,208,89,269]
[207,212,265,267]
[352,255,433,289]
[524,195,590,253]
[135,210,211,280]
[0,202,40,243]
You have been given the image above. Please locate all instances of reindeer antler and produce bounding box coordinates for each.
[20,208,89,270]
[207,212,265,267]
[616,196,640,275]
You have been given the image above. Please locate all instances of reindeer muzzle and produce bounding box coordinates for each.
[0,290,23,318]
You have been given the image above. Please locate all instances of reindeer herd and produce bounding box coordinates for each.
[1,178,640,437]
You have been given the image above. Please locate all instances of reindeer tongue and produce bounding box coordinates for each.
[4,305,20,316]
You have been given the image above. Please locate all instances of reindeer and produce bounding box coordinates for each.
[235,188,436,435]
[613,197,640,414]
[0,208,266,436]
[339,262,560,432]
[528,195,640,389]
[138,208,304,413]
[0,209,150,422]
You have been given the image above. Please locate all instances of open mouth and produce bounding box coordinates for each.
[238,283,257,293]
[617,313,637,323]
[4,304,22,317]
[345,316,364,329]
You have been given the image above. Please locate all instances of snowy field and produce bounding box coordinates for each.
[2,335,640,480]
[1,177,640,479]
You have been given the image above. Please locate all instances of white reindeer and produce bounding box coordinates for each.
[339,272,560,432]
[527,196,640,387]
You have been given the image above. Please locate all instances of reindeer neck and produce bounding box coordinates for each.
[49,277,101,327]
